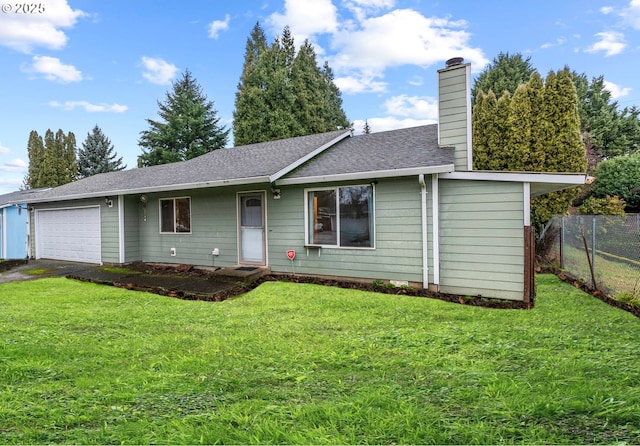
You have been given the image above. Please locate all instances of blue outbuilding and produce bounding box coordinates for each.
[0,189,47,260]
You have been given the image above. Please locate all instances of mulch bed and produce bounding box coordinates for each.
[67,262,532,310]
[546,268,640,319]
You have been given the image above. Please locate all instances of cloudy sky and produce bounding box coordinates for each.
[1,0,639,195]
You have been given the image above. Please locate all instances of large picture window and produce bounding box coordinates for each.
[160,197,191,233]
[307,185,374,248]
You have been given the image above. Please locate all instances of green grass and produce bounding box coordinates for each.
[562,244,640,296]
[1,275,639,444]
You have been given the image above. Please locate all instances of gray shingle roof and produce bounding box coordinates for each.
[27,130,349,202]
[284,124,454,180]
[0,188,50,207]
[25,124,455,203]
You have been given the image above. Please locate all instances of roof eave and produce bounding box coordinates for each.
[439,171,587,196]
[276,164,455,186]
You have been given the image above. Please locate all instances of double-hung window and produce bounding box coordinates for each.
[306,185,374,248]
[160,197,191,233]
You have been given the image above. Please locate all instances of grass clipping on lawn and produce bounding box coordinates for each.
[0,275,639,444]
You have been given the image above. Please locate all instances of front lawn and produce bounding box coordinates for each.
[1,275,639,444]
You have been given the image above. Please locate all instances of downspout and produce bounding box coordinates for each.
[431,174,440,288]
[118,195,125,264]
[419,174,429,289]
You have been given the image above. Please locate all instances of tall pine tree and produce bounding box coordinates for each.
[28,129,77,188]
[24,130,44,189]
[138,70,229,167]
[78,125,126,178]
[471,52,536,106]
[233,23,349,146]
[531,68,587,229]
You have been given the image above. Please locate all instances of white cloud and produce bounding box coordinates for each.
[585,31,626,56]
[334,71,387,93]
[24,55,82,83]
[620,0,640,29]
[343,0,395,22]
[541,37,567,49]
[332,10,487,71]
[383,95,438,120]
[267,0,339,41]
[0,158,28,172]
[600,6,615,14]
[208,14,230,39]
[49,100,128,113]
[0,142,10,154]
[328,9,487,95]
[603,80,632,98]
[0,0,86,52]
[140,56,178,85]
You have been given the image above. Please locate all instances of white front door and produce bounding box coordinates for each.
[238,192,265,265]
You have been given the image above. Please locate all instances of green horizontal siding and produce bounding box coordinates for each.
[438,179,525,301]
[123,195,140,263]
[268,177,427,284]
[136,186,256,267]
[438,64,470,171]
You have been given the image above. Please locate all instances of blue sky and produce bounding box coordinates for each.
[1,0,639,195]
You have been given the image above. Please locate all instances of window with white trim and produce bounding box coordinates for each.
[160,197,191,233]
[306,185,374,248]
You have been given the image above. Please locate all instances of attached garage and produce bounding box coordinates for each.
[35,206,102,264]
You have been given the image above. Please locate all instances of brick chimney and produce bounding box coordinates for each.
[438,57,472,171]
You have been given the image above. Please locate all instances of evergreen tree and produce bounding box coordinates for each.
[571,72,640,165]
[471,52,537,105]
[233,23,349,146]
[472,67,586,232]
[530,68,586,230]
[78,125,126,178]
[363,120,371,134]
[233,22,270,146]
[24,130,44,188]
[292,40,326,134]
[320,61,350,131]
[31,129,77,188]
[138,70,229,167]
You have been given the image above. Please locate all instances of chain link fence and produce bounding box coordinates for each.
[538,214,640,297]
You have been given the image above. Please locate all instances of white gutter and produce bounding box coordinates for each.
[431,174,440,287]
[418,174,429,289]
[269,130,352,183]
[276,164,455,186]
[118,195,125,264]
[439,171,586,184]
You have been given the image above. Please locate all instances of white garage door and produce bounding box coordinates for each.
[36,207,102,264]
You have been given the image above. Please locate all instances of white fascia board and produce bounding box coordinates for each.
[276,164,455,186]
[269,130,352,183]
[440,171,586,184]
[24,176,271,204]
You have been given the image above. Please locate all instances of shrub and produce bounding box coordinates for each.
[577,195,626,215]
[591,154,640,212]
